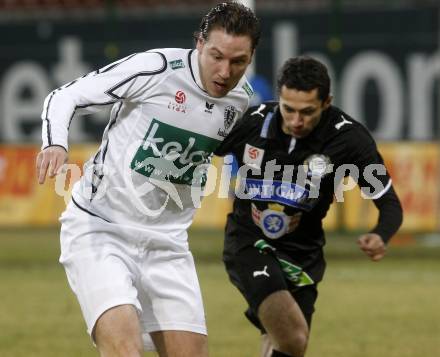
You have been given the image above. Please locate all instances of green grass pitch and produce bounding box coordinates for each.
[0,228,439,356]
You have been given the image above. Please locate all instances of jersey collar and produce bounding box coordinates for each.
[188,49,207,93]
[265,105,331,152]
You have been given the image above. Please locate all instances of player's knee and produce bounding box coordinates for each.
[94,306,143,356]
[97,333,143,357]
[111,337,143,357]
[278,328,309,357]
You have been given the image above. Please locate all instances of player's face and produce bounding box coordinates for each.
[197,29,253,98]
[279,85,332,138]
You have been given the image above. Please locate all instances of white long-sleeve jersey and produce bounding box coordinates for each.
[41,48,253,241]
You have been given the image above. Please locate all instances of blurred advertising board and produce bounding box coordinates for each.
[0,143,439,233]
[0,5,439,145]
[0,144,97,226]
[342,142,440,233]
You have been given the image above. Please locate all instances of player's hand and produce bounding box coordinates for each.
[287,212,302,233]
[357,233,386,261]
[36,146,68,185]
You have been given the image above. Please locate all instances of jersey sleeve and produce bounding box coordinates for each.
[370,185,403,243]
[345,130,391,199]
[347,130,402,242]
[40,51,167,150]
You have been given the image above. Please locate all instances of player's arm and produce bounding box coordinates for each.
[358,185,402,261]
[349,132,403,261]
[37,51,166,185]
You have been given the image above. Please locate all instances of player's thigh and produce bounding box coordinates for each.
[291,284,319,328]
[59,208,141,336]
[139,248,206,336]
[150,330,208,357]
[258,289,308,336]
[224,245,289,314]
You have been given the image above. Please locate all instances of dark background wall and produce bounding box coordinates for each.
[0,4,438,142]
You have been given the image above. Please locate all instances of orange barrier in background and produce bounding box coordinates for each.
[0,143,439,232]
[342,142,440,233]
[0,145,98,226]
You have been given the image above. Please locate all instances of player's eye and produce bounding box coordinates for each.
[301,109,315,115]
[232,59,246,65]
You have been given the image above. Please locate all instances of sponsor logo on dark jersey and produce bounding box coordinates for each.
[243,178,315,211]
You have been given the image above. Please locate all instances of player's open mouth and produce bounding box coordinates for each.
[214,81,227,90]
[291,128,303,136]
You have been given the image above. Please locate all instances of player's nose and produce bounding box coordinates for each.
[218,60,231,80]
[289,112,303,126]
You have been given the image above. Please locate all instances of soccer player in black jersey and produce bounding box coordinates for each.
[214,57,403,357]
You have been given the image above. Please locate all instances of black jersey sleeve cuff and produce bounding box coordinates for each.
[370,185,403,243]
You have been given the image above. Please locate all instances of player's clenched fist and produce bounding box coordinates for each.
[357,233,386,262]
[36,146,68,185]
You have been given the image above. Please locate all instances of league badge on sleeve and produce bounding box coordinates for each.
[243,144,264,169]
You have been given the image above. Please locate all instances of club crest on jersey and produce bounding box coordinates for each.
[243,143,264,168]
[168,90,187,114]
[251,203,289,239]
[224,105,236,128]
[262,211,287,239]
[217,105,237,137]
[303,154,333,178]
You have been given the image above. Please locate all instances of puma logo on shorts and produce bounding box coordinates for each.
[253,265,270,278]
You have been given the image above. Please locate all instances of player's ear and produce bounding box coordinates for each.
[196,36,205,52]
[248,50,255,64]
[323,95,333,110]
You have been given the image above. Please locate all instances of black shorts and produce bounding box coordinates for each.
[223,245,318,331]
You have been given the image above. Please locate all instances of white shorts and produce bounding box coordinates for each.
[59,200,206,351]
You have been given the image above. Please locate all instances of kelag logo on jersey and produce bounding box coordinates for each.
[243,178,315,211]
[131,119,220,186]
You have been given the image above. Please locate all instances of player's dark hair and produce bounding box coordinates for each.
[277,56,331,101]
[195,2,261,50]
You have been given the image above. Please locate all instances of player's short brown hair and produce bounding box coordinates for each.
[195,2,261,50]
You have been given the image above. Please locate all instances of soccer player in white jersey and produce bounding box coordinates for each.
[35,2,260,356]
